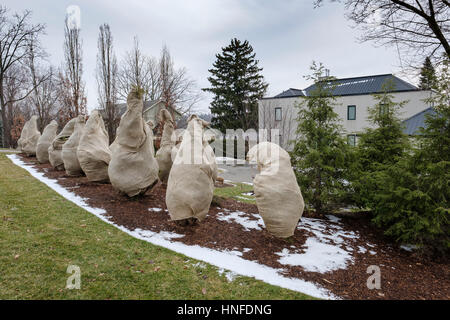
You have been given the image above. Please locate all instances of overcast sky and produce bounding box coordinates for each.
[4,0,412,113]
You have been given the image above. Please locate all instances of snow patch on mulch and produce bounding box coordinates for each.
[7,154,338,300]
[273,217,377,273]
[216,210,264,231]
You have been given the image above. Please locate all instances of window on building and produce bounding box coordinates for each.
[347,105,356,120]
[347,134,356,146]
[275,107,282,121]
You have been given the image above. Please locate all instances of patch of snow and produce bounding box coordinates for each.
[400,244,418,252]
[241,192,254,197]
[325,215,341,223]
[276,238,353,273]
[234,195,254,201]
[243,248,252,253]
[369,250,377,255]
[358,246,367,254]
[218,268,239,282]
[192,262,207,269]
[217,210,264,231]
[149,208,163,212]
[7,154,337,300]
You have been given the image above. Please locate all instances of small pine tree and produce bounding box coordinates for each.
[364,62,449,255]
[357,83,409,170]
[291,62,351,213]
[203,38,268,132]
[418,57,437,90]
[351,82,410,208]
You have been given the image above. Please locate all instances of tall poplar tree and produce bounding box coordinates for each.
[203,38,268,131]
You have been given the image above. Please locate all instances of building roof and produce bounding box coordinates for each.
[402,107,436,136]
[274,88,305,98]
[268,74,420,99]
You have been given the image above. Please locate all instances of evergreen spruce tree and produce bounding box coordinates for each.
[291,62,351,213]
[203,38,268,132]
[419,57,437,90]
[370,60,449,255]
[351,82,410,208]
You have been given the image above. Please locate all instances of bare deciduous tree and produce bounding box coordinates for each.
[0,6,45,147]
[63,12,86,118]
[96,23,119,143]
[159,45,202,115]
[315,0,450,66]
[27,37,58,132]
[117,37,160,103]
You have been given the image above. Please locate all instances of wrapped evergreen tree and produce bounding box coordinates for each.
[203,38,268,132]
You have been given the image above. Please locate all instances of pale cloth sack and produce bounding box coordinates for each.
[166,115,214,222]
[108,89,159,197]
[48,118,77,170]
[62,115,86,176]
[155,109,175,183]
[36,120,58,163]
[247,142,304,238]
[203,134,218,183]
[77,110,111,182]
[19,115,41,156]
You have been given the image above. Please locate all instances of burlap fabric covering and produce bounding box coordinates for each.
[77,110,111,182]
[36,120,58,163]
[108,88,159,197]
[48,117,77,170]
[166,115,214,222]
[19,115,41,156]
[247,142,304,238]
[62,115,86,176]
[155,109,175,183]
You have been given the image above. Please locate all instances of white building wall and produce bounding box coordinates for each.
[258,90,432,150]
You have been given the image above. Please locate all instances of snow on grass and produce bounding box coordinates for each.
[218,268,239,282]
[216,210,264,231]
[149,208,163,212]
[7,154,336,300]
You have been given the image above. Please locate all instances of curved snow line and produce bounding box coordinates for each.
[7,154,338,300]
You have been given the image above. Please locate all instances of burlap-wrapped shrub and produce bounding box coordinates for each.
[77,110,111,182]
[166,115,214,223]
[155,109,175,183]
[19,115,41,156]
[246,142,305,238]
[203,135,218,183]
[62,115,86,176]
[108,88,159,197]
[48,118,76,170]
[36,120,58,163]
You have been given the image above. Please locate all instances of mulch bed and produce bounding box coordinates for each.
[16,154,450,300]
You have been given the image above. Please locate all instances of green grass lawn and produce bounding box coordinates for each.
[0,153,312,299]
[214,183,255,204]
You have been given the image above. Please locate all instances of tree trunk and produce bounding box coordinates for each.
[0,93,11,148]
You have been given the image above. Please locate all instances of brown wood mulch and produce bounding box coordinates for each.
[15,154,450,300]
